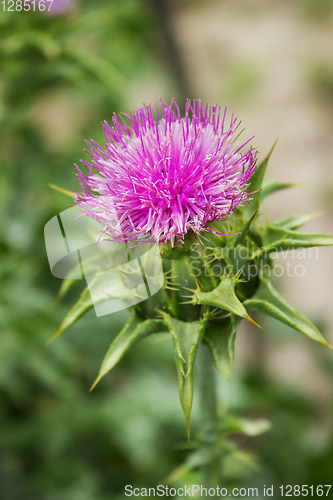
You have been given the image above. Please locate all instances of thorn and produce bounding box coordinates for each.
[244,314,262,329]
[164,269,177,278]
[267,138,278,160]
[233,267,245,282]
[179,355,186,365]
[90,375,102,391]
[206,257,216,264]
[323,340,333,352]
[247,210,258,223]
[46,329,62,345]
[313,210,325,218]
[48,183,77,199]
[181,286,198,293]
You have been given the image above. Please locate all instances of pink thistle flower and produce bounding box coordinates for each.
[76,99,257,246]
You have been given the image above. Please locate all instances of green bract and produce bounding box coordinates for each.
[52,146,333,436]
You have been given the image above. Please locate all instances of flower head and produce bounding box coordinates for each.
[76,99,257,245]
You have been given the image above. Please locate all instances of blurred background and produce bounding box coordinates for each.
[1,0,333,498]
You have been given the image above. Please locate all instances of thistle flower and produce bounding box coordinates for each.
[76,99,257,246]
[46,98,333,446]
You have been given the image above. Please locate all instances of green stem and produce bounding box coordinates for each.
[198,343,220,489]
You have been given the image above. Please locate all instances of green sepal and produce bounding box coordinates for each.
[205,220,230,247]
[188,246,220,293]
[244,277,333,349]
[136,288,174,320]
[91,311,169,389]
[253,224,333,257]
[242,140,277,220]
[191,276,260,328]
[274,212,323,231]
[221,415,272,436]
[161,312,209,438]
[229,211,258,248]
[260,179,296,200]
[171,256,201,321]
[203,316,241,383]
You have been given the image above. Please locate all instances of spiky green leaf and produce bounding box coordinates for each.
[192,276,260,328]
[91,311,169,389]
[161,312,208,437]
[56,278,77,302]
[231,211,258,248]
[203,316,241,383]
[260,179,296,200]
[242,140,277,219]
[244,277,332,348]
[49,286,94,343]
[51,269,146,342]
[253,224,333,257]
[274,212,323,231]
[56,241,134,301]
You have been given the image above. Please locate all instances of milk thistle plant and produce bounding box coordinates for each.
[49,99,333,484]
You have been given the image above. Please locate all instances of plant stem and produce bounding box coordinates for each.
[198,343,220,489]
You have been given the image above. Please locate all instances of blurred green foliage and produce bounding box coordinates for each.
[300,0,333,21]
[0,1,333,498]
[310,62,333,106]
